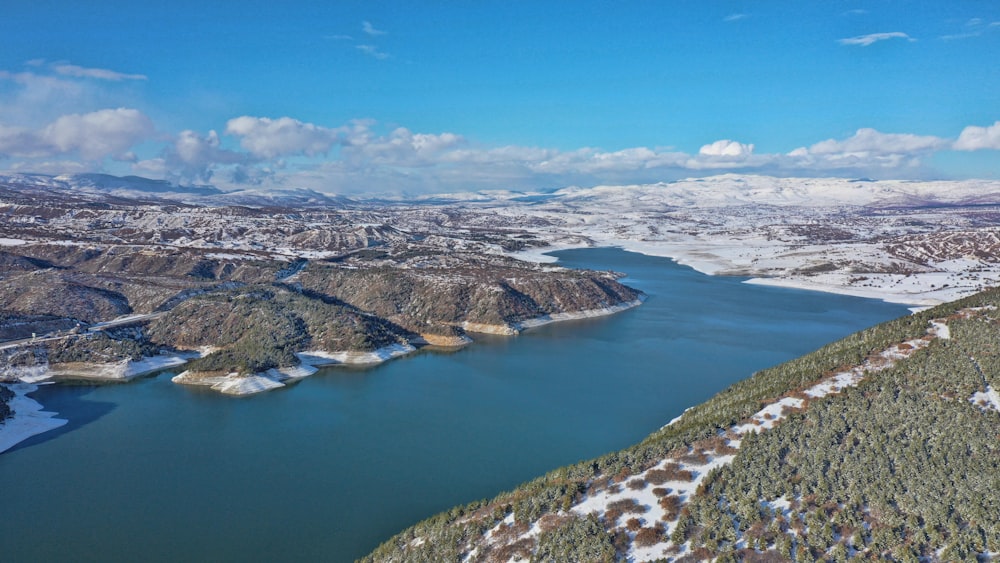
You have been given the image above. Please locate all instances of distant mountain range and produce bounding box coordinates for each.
[0,172,352,208]
[4,171,1000,210]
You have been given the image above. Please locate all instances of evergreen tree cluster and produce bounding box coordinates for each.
[0,384,13,422]
[148,284,412,374]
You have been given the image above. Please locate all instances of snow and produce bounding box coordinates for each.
[767,496,795,518]
[491,175,1000,308]
[121,355,189,379]
[172,364,318,396]
[733,397,805,434]
[516,298,644,330]
[662,406,694,429]
[0,383,67,454]
[211,374,286,395]
[970,386,1000,413]
[88,312,164,330]
[296,343,417,366]
[44,355,190,381]
[204,252,257,261]
[508,241,589,264]
[0,237,28,246]
[802,369,864,398]
[930,320,950,340]
[271,365,318,379]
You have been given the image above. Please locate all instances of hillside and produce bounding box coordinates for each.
[0,177,641,393]
[362,288,1000,562]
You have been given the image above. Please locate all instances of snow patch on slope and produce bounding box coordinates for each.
[0,383,67,454]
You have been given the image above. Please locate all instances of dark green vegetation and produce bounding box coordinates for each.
[46,329,160,364]
[1,240,639,376]
[147,284,411,373]
[0,384,13,421]
[678,309,1000,562]
[0,328,160,371]
[362,289,1000,562]
[295,256,639,336]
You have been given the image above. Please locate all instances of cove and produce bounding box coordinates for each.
[0,248,910,562]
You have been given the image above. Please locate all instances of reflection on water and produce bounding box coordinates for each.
[0,248,909,562]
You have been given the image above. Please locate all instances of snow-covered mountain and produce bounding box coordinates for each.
[0,173,349,208]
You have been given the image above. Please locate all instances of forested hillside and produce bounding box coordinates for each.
[363,288,1000,562]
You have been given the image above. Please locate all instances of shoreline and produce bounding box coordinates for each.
[515,297,646,330]
[511,240,973,309]
[0,383,67,454]
[171,297,649,398]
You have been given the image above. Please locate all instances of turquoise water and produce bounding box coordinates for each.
[0,248,909,562]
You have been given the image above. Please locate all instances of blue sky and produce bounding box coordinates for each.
[1,1,999,194]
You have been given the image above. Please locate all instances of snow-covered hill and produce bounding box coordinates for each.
[4,171,1000,306]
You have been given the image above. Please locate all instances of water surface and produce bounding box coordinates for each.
[0,248,909,561]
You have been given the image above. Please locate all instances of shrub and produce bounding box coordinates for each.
[627,478,647,490]
[605,498,646,525]
[634,522,666,547]
[646,464,693,484]
[659,495,683,521]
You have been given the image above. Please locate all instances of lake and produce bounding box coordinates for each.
[0,248,909,561]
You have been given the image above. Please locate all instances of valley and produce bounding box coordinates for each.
[3,172,1000,561]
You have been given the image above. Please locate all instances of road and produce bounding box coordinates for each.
[0,312,165,351]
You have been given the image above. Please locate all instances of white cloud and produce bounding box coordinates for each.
[43,108,154,160]
[0,108,154,161]
[699,139,754,158]
[225,116,341,158]
[52,63,147,81]
[724,13,748,22]
[172,130,246,179]
[801,128,946,156]
[954,121,1000,151]
[195,120,961,193]
[342,124,465,166]
[940,18,1000,40]
[940,31,982,41]
[362,21,387,36]
[0,123,52,158]
[784,128,947,172]
[134,129,250,183]
[838,32,914,46]
[9,111,994,195]
[355,44,390,60]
